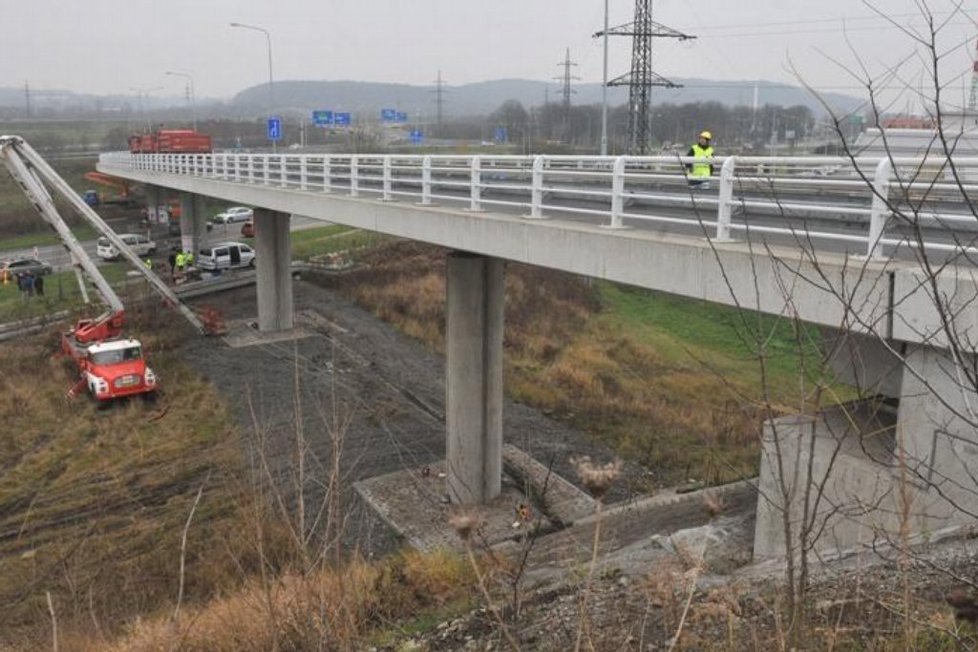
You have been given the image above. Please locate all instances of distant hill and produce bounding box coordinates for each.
[231,78,864,119]
[0,78,864,121]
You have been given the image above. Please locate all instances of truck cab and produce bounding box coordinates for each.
[79,339,157,401]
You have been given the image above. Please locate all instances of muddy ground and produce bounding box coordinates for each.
[181,279,644,556]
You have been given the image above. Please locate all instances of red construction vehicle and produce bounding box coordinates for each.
[0,136,206,401]
[128,129,212,154]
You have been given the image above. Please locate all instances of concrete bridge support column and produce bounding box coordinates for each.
[144,185,162,223]
[177,192,208,256]
[254,209,293,332]
[445,252,505,504]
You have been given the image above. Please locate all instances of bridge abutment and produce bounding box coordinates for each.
[754,340,978,560]
[255,209,293,332]
[445,252,505,504]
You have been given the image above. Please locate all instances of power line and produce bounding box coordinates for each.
[691,8,978,32]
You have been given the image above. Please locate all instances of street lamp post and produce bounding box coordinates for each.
[230,21,275,148]
[165,71,197,130]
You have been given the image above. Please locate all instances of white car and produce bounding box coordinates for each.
[197,242,255,271]
[96,233,157,261]
[212,206,254,224]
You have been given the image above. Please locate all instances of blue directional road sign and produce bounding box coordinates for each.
[493,126,508,143]
[267,116,282,141]
[312,110,334,126]
[334,112,352,126]
[395,111,409,123]
[381,108,396,122]
[409,129,424,144]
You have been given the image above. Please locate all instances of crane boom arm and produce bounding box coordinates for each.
[0,135,206,334]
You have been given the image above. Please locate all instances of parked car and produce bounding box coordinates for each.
[0,257,53,277]
[240,221,254,238]
[212,206,254,224]
[196,242,255,271]
[96,233,157,261]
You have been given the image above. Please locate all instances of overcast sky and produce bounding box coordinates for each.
[5,0,978,104]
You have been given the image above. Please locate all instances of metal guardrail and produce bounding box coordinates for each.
[99,151,978,260]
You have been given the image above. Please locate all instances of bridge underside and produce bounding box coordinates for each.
[110,167,978,546]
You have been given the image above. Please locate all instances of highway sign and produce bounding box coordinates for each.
[409,129,423,144]
[396,111,409,123]
[381,108,396,122]
[334,112,352,126]
[493,126,508,143]
[312,110,334,126]
[267,116,282,141]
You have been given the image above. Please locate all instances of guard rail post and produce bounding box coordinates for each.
[351,156,359,197]
[383,156,393,200]
[470,156,483,211]
[866,158,892,259]
[300,156,308,190]
[421,156,433,205]
[262,156,270,185]
[323,155,332,193]
[609,156,626,228]
[529,155,545,218]
[715,156,737,241]
[280,155,287,187]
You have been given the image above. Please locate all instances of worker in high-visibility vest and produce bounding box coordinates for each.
[686,130,714,189]
[144,258,153,271]
[184,251,194,267]
[175,251,186,272]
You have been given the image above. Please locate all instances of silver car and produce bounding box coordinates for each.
[0,257,53,277]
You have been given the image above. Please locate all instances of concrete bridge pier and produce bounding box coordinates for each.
[144,185,162,223]
[178,192,207,256]
[445,252,505,504]
[254,208,293,332]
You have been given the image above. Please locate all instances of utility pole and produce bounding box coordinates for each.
[554,48,580,143]
[23,81,31,119]
[596,0,694,154]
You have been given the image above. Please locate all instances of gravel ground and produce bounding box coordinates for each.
[180,280,642,557]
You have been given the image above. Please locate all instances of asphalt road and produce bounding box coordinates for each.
[0,215,326,272]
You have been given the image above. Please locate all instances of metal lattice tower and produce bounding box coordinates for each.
[555,48,580,113]
[597,0,694,154]
[431,70,448,127]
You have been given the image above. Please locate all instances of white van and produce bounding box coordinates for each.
[197,242,255,271]
[96,233,157,261]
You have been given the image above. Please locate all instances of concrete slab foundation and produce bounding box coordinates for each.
[354,445,600,551]
[222,318,313,349]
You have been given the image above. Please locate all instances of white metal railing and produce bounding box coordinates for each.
[98,151,978,260]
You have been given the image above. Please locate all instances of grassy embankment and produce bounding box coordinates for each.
[0,304,251,648]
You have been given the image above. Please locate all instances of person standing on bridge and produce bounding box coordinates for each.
[686,130,715,190]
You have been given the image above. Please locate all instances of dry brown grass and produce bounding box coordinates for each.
[0,309,256,648]
[71,549,473,652]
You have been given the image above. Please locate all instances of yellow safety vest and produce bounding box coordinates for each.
[175,253,186,268]
[690,143,714,178]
